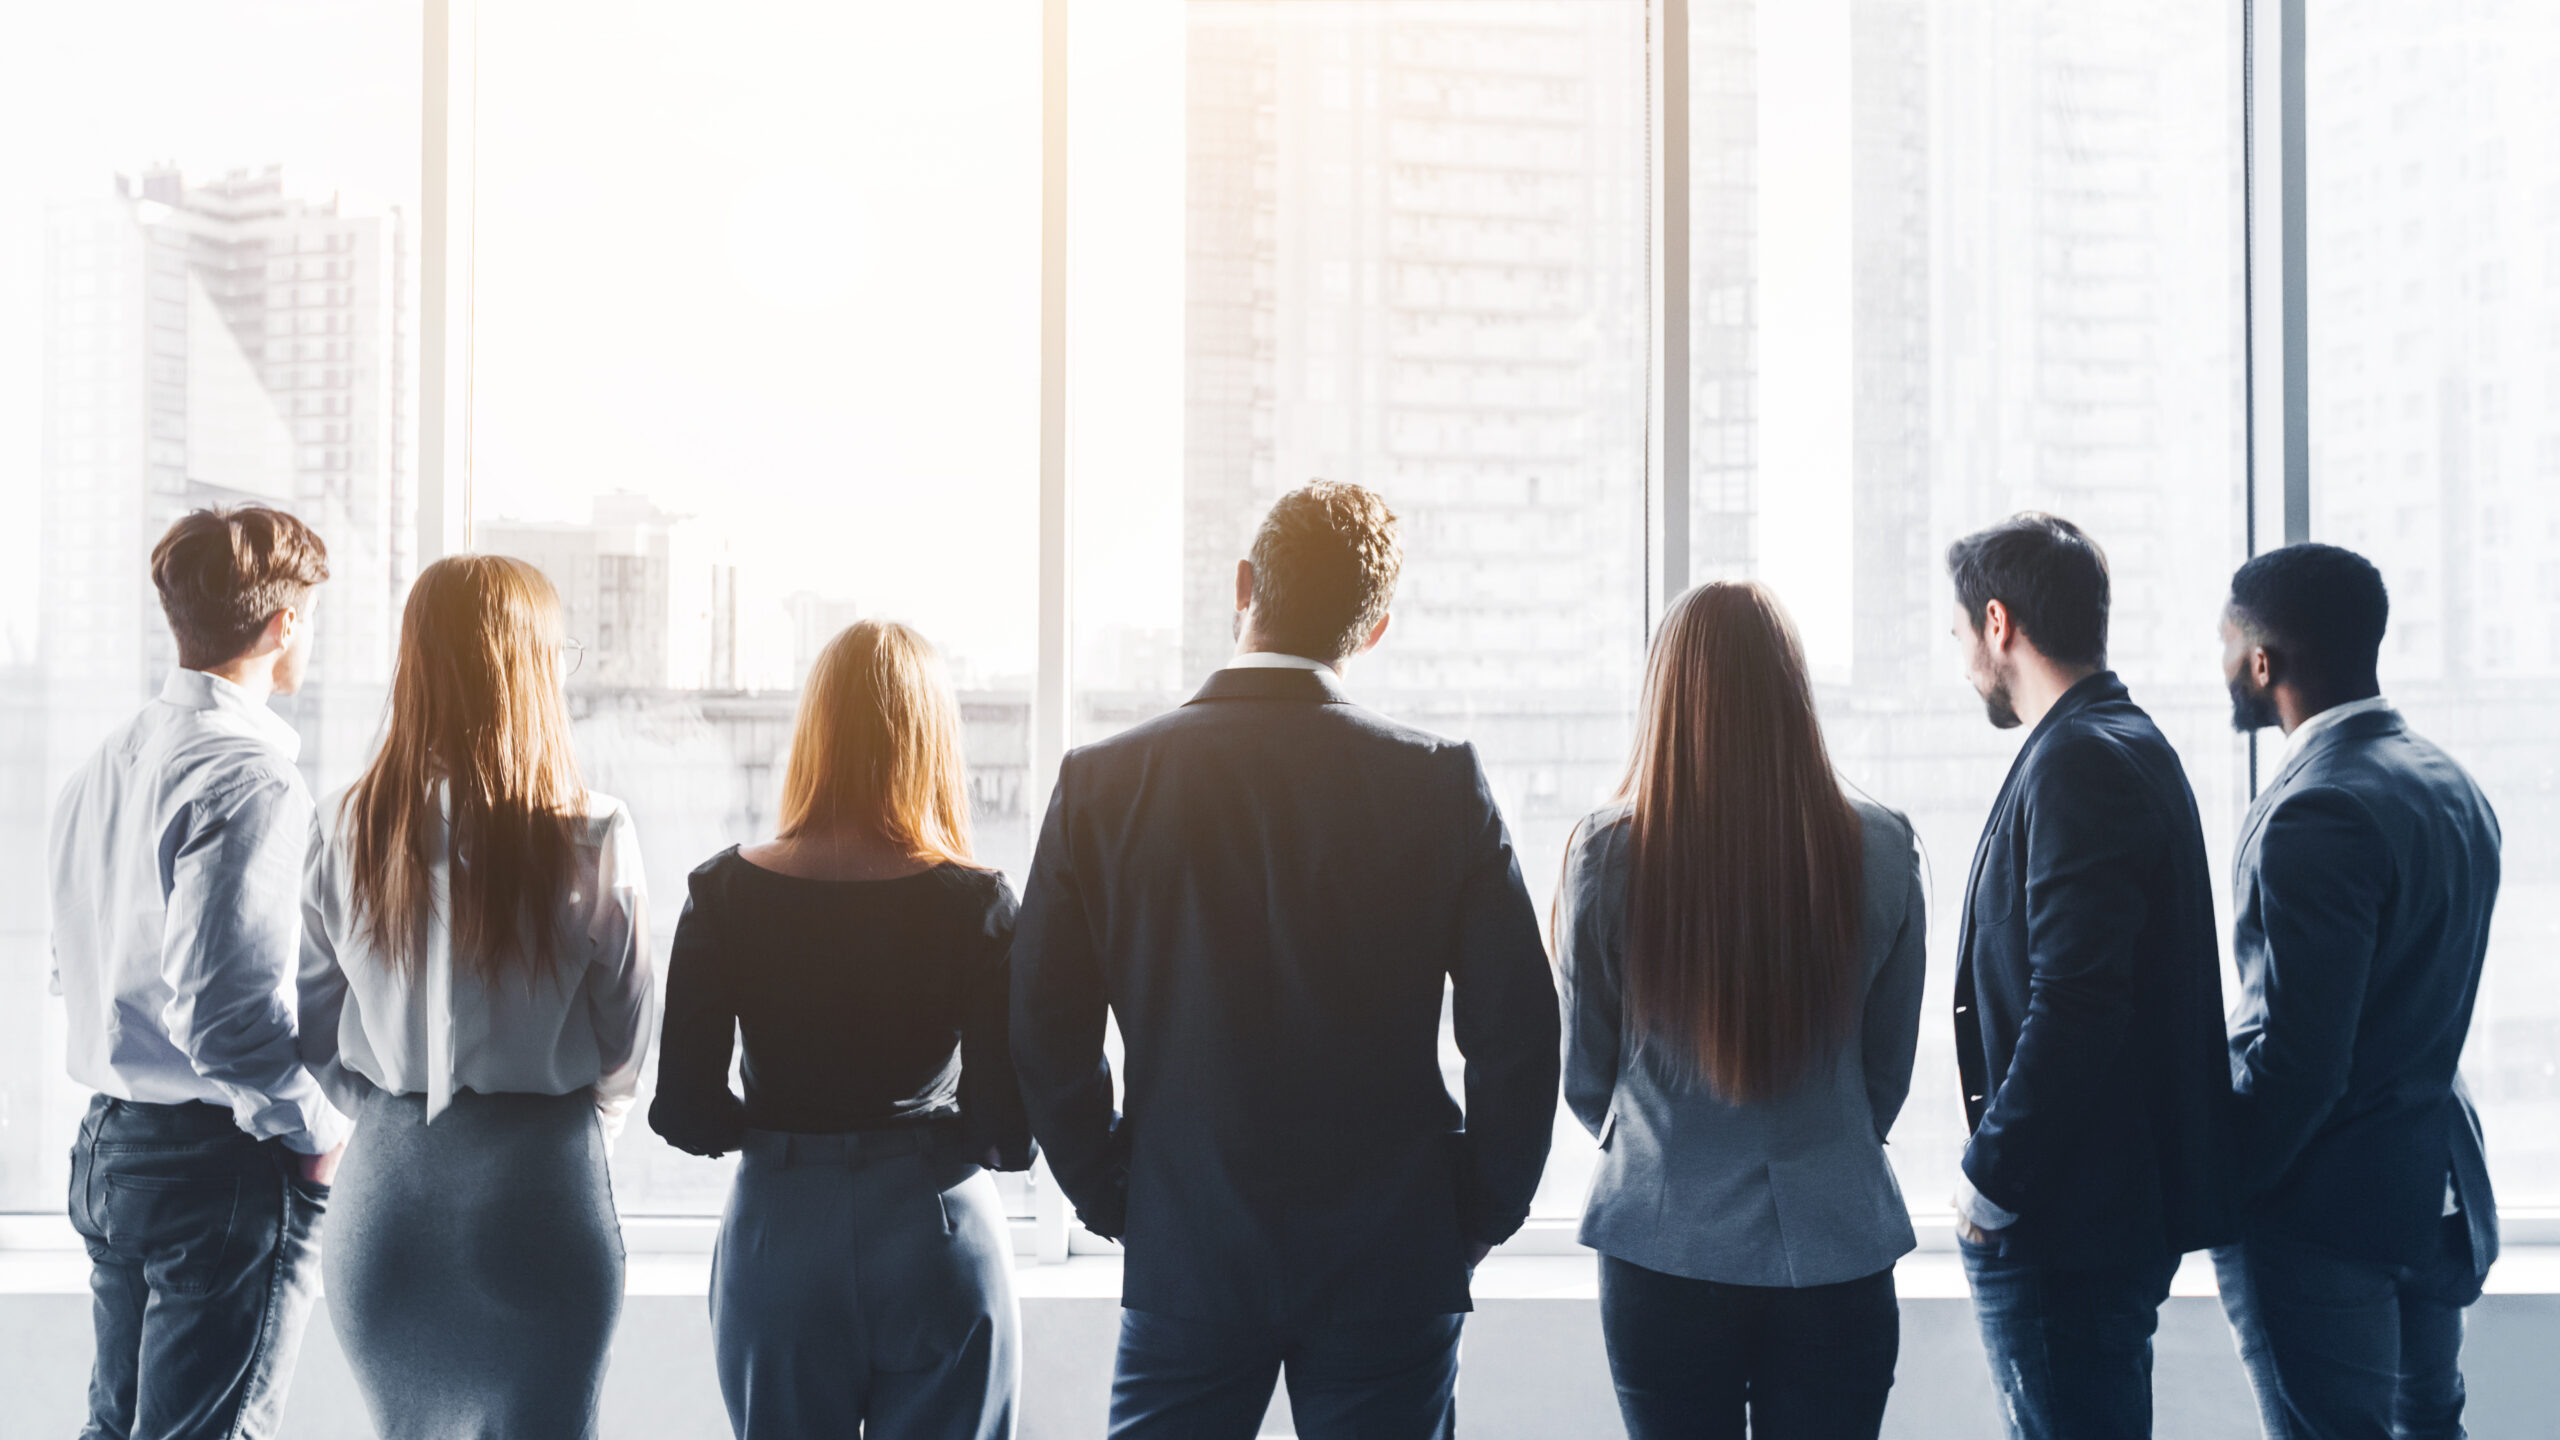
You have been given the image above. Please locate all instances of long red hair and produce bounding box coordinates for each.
[1611,582,1864,1102]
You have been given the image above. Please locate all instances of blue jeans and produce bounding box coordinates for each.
[69,1096,327,1440]
[1960,1240,2180,1440]
[2212,1216,2481,1440]
[1597,1254,1897,1439]
[1109,1306,1463,1439]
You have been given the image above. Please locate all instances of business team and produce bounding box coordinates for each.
[48,488,2500,1440]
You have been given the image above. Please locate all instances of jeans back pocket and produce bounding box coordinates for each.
[103,1170,245,1296]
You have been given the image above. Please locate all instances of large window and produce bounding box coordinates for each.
[4,2,2549,1242]
[468,1,1043,1216]
[1739,0,2249,1214]
[2307,0,2560,1207]
[0,1,421,1211]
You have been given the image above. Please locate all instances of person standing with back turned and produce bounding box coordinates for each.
[1010,481,1561,1440]
[2212,544,2501,1439]
[1557,581,1928,1439]
[299,555,654,1440]
[52,506,343,1440]
[1944,514,2235,1440]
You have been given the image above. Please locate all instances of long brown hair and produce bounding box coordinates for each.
[1613,582,1864,1102]
[343,555,588,983]
[775,620,974,864]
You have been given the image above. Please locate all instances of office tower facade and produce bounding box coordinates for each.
[40,164,411,790]
[1182,2,1650,896]
[479,493,739,693]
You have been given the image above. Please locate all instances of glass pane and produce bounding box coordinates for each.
[1706,0,2248,1214]
[2306,0,2560,1206]
[1078,0,1650,1220]
[470,2,1041,1215]
[0,2,421,1211]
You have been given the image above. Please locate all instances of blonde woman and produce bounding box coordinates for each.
[299,555,651,1440]
[649,619,1031,1440]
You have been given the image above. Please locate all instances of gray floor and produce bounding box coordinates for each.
[5,1290,2558,1438]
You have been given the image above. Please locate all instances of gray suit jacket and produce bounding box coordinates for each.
[1558,795,1927,1286]
[2229,703,2500,1273]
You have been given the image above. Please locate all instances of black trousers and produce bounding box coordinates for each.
[1598,1254,1899,1440]
[69,1095,328,1440]
[1109,1306,1463,1439]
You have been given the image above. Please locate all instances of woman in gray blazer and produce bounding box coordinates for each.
[1557,581,1926,1440]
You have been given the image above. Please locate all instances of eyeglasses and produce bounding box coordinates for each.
[559,638,586,677]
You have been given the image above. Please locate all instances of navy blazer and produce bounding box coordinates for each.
[2230,704,2500,1272]
[1009,665,1561,1325]
[1955,672,2235,1266]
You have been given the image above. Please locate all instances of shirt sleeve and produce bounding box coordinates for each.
[159,766,347,1154]
[584,806,655,1145]
[958,875,1037,1172]
[647,863,747,1157]
[296,805,376,1118]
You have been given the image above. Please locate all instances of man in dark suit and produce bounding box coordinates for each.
[2212,543,2501,1440]
[1010,480,1560,1439]
[1944,514,2235,1440]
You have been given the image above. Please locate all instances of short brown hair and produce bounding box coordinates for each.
[1246,481,1402,662]
[150,506,330,669]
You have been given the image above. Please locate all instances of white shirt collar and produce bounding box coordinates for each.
[1224,651,1336,674]
[159,669,304,762]
[2279,694,2394,768]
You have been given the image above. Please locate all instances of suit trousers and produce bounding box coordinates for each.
[2213,1215,2482,1440]
[1597,1254,1898,1440]
[712,1128,1018,1440]
[68,1095,326,1440]
[1109,1305,1464,1440]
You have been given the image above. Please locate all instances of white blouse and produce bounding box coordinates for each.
[298,789,654,1141]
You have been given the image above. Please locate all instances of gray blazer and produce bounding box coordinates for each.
[1558,794,1927,1286]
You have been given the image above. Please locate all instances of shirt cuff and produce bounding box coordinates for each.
[1955,1167,2020,1232]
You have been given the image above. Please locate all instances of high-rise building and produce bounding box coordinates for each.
[40,164,411,790]
[480,493,739,693]
[1182,1,1649,871]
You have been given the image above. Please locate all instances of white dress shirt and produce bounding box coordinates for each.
[1224,650,1337,674]
[49,670,348,1154]
[299,789,653,1140]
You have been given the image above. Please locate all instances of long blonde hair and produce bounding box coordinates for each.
[777,620,973,865]
[343,555,588,983]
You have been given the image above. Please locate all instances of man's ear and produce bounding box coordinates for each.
[256,607,295,658]
[1980,598,2012,653]
[1354,610,1391,658]
[1234,558,1255,613]
[2252,643,2278,690]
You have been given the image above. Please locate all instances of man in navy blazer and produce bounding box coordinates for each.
[2212,543,2501,1440]
[1010,481,1560,1439]
[1944,514,2235,1440]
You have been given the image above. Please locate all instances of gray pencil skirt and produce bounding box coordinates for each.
[326,1087,624,1440]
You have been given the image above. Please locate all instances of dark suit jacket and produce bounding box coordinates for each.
[1956,672,2235,1267]
[2230,704,2500,1272]
[1009,665,1561,1325]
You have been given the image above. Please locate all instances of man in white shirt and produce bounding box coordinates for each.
[51,506,343,1440]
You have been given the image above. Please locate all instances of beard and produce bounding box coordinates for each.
[2228,671,2281,733]
[1979,674,2022,730]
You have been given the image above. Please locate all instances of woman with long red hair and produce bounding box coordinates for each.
[300,554,652,1439]
[1557,581,1927,1439]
